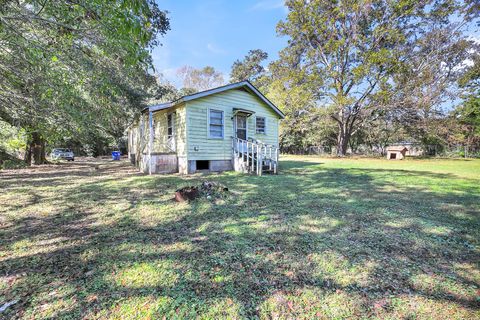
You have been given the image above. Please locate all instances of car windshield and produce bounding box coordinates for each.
[53,149,71,152]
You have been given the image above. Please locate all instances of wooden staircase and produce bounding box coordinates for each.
[232,137,279,175]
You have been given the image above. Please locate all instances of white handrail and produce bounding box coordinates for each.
[232,137,278,175]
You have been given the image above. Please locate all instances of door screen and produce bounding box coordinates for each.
[236,115,247,140]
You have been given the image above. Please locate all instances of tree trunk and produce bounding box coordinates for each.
[336,123,350,156]
[24,143,32,165]
[349,137,359,154]
[31,132,47,165]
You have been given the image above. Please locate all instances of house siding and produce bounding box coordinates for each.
[128,113,148,159]
[175,103,187,158]
[186,89,279,161]
[128,85,281,174]
[175,104,188,174]
[152,110,169,153]
[151,103,187,156]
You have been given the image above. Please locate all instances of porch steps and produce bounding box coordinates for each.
[232,137,279,175]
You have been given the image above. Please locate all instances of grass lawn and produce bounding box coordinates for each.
[1,156,479,319]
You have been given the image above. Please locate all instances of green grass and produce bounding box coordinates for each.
[1,156,479,319]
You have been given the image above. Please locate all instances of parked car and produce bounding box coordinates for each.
[51,148,75,161]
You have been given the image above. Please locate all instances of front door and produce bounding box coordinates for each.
[235,114,247,140]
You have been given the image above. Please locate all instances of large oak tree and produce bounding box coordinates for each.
[0,0,169,163]
[276,0,473,155]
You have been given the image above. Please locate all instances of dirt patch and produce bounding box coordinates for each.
[175,181,229,202]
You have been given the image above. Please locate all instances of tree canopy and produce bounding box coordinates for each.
[2,0,479,164]
[177,65,224,92]
[230,49,268,84]
[0,0,169,162]
[273,0,475,155]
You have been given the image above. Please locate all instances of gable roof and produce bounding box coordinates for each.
[146,81,285,119]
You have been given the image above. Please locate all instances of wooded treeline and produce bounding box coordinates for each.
[1,0,479,167]
[0,0,169,165]
[229,0,480,157]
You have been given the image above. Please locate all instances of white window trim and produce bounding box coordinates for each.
[255,116,267,134]
[207,108,225,139]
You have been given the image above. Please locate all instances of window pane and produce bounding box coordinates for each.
[167,114,174,137]
[210,110,223,119]
[210,117,223,125]
[256,117,265,133]
[210,126,223,137]
[210,125,222,132]
[209,110,224,138]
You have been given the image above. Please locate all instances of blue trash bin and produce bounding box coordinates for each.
[112,151,121,161]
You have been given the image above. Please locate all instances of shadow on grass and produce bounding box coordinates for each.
[1,159,479,318]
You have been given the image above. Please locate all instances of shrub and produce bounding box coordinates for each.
[1,159,27,170]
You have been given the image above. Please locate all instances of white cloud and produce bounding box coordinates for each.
[206,43,227,55]
[468,35,480,44]
[250,0,286,12]
[459,35,480,69]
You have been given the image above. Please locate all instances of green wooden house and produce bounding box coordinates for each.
[127,81,285,175]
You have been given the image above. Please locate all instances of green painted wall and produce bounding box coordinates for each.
[152,103,187,156]
[152,110,169,153]
[175,103,187,158]
[185,89,280,161]
[129,89,280,168]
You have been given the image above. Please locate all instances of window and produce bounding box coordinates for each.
[151,118,156,142]
[256,116,266,134]
[208,109,224,139]
[167,113,174,139]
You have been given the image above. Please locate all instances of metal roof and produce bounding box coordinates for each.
[148,102,170,112]
[144,81,285,119]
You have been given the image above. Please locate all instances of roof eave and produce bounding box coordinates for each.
[143,80,285,119]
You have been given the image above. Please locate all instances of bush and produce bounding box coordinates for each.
[1,159,27,170]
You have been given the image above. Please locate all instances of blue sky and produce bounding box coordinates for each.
[152,0,479,91]
[152,0,288,87]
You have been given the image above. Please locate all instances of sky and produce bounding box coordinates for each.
[152,0,288,87]
[152,0,479,92]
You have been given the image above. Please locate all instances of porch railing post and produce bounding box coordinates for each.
[269,146,273,171]
[232,137,236,171]
[275,147,279,174]
[232,138,280,175]
[246,141,249,172]
[243,140,246,169]
[258,145,261,176]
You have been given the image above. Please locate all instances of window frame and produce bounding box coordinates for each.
[255,116,267,134]
[207,108,225,139]
[152,118,156,142]
[167,112,174,139]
